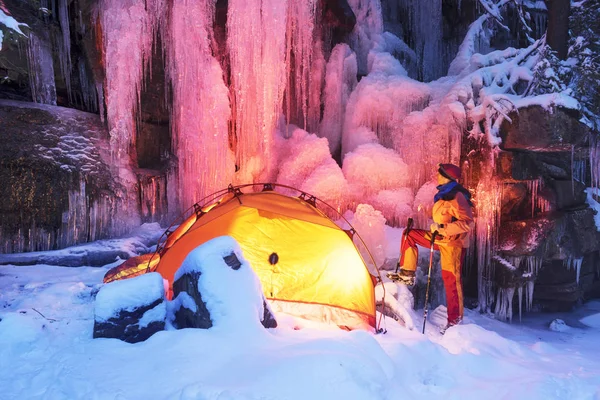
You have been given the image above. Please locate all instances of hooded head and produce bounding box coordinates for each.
[438,163,461,182]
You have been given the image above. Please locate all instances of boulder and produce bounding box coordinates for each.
[93,273,166,343]
[498,216,555,257]
[544,208,600,259]
[499,106,589,152]
[547,179,588,211]
[500,183,528,219]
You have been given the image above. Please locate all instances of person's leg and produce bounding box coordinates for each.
[399,229,439,272]
[439,245,464,325]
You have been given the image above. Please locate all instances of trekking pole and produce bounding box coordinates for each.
[422,230,438,334]
[395,217,414,273]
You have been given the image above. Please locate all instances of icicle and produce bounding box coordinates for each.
[26,31,57,105]
[58,0,72,102]
[526,279,535,312]
[166,0,234,209]
[517,285,523,322]
[284,0,319,132]
[564,257,584,284]
[227,0,288,182]
[525,178,549,216]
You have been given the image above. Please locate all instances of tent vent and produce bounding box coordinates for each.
[223,252,242,270]
[268,252,279,265]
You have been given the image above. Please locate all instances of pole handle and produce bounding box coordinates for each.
[430,230,438,246]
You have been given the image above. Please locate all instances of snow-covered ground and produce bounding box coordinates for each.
[1,225,600,400]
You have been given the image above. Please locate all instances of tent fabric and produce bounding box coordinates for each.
[105,188,377,330]
[104,253,161,283]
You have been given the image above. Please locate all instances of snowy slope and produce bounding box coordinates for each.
[1,229,600,400]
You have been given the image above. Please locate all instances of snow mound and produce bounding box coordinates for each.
[580,313,600,329]
[549,319,571,332]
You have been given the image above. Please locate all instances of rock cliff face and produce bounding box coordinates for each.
[0,99,138,253]
[488,106,600,311]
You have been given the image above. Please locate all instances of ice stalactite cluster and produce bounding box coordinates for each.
[493,255,542,321]
[227,0,289,183]
[474,177,502,313]
[526,179,550,217]
[167,0,234,210]
[26,31,57,105]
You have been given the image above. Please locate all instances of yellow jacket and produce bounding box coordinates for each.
[432,191,474,248]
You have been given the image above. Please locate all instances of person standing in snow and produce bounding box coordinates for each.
[396,163,474,331]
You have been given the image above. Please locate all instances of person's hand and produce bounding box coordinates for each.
[430,223,440,233]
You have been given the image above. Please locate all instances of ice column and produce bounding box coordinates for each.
[319,44,358,155]
[347,0,384,75]
[26,31,57,105]
[57,0,72,102]
[167,0,235,209]
[285,0,320,132]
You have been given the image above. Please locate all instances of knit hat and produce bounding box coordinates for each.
[438,163,461,181]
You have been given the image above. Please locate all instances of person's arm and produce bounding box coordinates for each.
[438,192,474,236]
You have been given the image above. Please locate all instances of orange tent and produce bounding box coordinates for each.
[105,184,380,330]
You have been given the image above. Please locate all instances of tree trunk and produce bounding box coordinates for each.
[546,0,571,59]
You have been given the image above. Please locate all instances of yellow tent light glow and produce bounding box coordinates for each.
[104,184,378,331]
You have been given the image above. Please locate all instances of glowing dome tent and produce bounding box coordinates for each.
[104,184,380,331]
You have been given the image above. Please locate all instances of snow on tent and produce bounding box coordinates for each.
[104,184,380,331]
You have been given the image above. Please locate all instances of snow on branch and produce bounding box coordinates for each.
[443,37,579,146]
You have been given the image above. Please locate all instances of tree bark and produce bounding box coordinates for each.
[546,0,571,59]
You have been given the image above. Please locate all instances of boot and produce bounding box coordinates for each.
[439,317,462,334]
[387,269,415,285]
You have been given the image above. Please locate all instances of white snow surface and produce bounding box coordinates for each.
[1,229,600,399]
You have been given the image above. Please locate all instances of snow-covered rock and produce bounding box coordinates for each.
[171,236,277,332]
[93,272,166,343]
